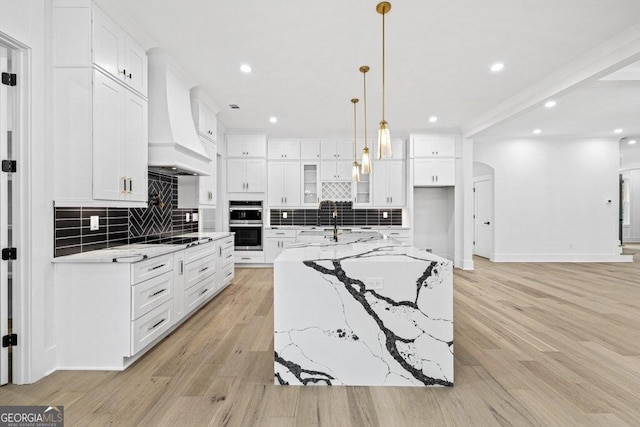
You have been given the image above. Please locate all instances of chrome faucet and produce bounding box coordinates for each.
[318,200,338,242]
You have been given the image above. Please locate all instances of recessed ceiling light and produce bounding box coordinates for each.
[490,62,504,73]
[533,129,542,135]
[544,100,557,108]
[428,116,438,123]
[240,64,252,73]
[629,140,637,145]
[614,128,624,134]
[269,116,278,124]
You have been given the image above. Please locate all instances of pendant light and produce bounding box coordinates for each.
[359,65,372,175]
[351,98,360,183]
[376,2,393,159]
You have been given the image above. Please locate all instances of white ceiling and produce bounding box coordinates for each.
[102,0,640,138]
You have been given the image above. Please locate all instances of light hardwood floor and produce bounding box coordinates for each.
[2,257,640,426]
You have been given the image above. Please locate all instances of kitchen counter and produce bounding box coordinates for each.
[274,232,453,387]
[52,232,233,263]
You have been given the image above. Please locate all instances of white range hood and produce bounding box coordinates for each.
[147,50,211,176]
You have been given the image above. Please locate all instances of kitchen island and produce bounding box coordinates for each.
[274,232,453,387]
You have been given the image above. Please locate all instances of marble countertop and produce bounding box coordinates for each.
[278,232,446,265]
[52,232,233,264]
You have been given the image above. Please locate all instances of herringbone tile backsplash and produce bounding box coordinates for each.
[54,172,198,257]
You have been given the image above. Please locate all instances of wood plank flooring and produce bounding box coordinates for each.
[2,257,640,426]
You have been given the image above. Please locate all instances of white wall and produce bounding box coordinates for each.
[474,137,626,262]
[0,0,55,382]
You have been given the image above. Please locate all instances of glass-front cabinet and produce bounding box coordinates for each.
[353,173,371,207]
[302,162,320,206]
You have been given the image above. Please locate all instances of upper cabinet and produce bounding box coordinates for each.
[227,135,267,158]
[372,161,405,207]
[53,2,149,207]
[300,140,321,160]
[93,71,148,202]
[411,135,456,158]
[190,87,219,143]
[321,140,352,160]
[92,7,147,97]
[268,139,301,160]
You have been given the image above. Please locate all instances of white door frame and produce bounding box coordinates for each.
[0,31,30,385]
[473,174,494,260]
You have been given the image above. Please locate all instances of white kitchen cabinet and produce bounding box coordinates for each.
[414,159,455,186]
[53,3,148,207]
[178,141,217,207]
[373,160,405,207]
[321,160,352,181]
[92,6,147,97]
[300,139,321,159]
[198,140,217,205]
[412,135,456,158]
[54,236,234,370]
[302,162,320,206]
[321,140,352,160]
[268,139,301,160]
[227,135,267,158]
[227,158,266,193]
[265,229,297,263]
[268,162,301,207]
[190,87,219,142]
[93,70,148,202]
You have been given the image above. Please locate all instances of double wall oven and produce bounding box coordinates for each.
[229,201,263,251]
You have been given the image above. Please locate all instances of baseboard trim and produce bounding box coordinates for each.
[492,253,634,263]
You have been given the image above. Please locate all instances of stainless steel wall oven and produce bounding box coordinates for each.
[229,201,263,250]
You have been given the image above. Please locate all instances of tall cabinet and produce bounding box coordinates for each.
[226,135,267,193]
[53,1,148,207]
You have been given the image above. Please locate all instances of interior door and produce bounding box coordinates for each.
[0,46,9,385]
[474,178,493,259]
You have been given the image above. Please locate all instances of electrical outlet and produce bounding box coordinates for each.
[364,277,384,290]
[192,213,199,221]
[90,216,99,231]
[383,211,388,219]
[282,212,288,219]
[185,213,190,222]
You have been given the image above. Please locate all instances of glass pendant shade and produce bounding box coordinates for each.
[352,161,360,182]
[377,120,392,158]
[361,146,371,174]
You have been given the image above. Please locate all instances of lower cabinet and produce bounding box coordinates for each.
[264,229,297,263]
[54,235,235,370]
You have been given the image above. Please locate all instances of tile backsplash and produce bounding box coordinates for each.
[54,172,198,257]
[270,202,402,227]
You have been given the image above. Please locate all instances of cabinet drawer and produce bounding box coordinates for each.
[131,271,174,320]
[221,263,235,286]
[131,300,173,354]
[264,229,297,238]
[185,253,217,290]
[185,274,217,314]
[383,230,411,240]
[185,241,217,263]
[221,245,234,267]
[220,235,234,249]
[235,252,265,263]
[132,253,174,284]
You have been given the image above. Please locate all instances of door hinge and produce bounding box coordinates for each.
[2,248,17,260]
[473,188,476,192]
[2,334,17,348]
[1,160,16,172]
[1,72,17,86]
[473,214,476,219]
[473,241,476,245]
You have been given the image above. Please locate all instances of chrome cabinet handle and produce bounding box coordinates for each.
[200,288,208,296]
[199,266,209,273]
[180,260,184,275]
[122,177,127,193]
[149,263,166,271]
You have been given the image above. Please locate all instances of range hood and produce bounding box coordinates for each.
[147,50,212,176]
